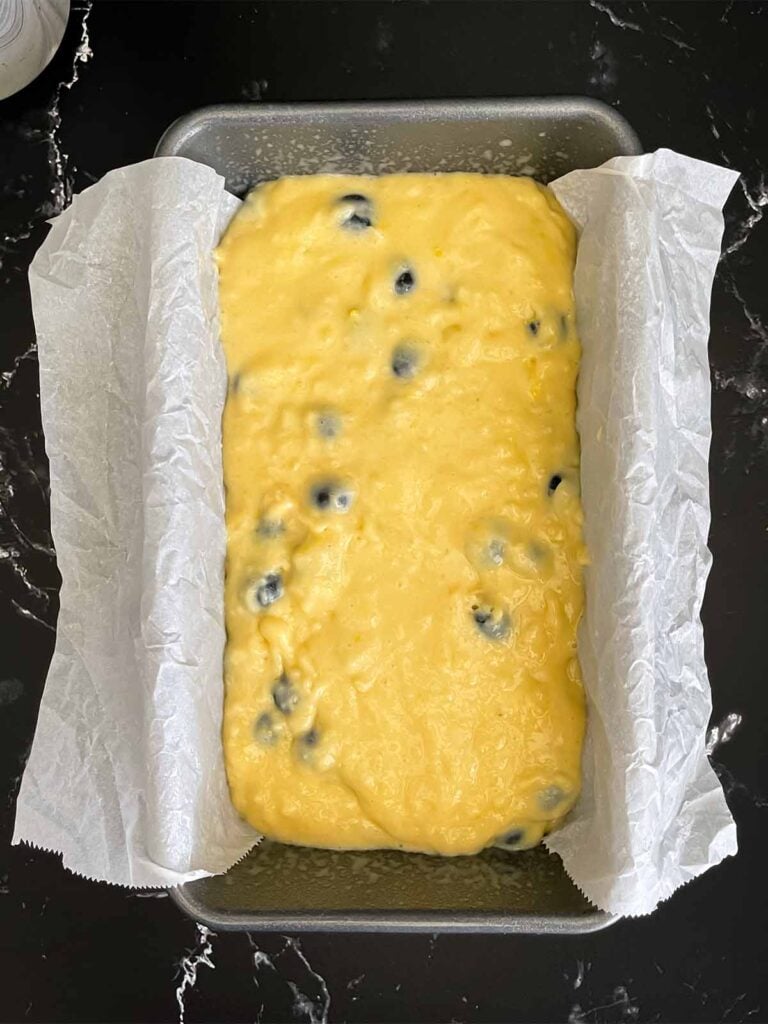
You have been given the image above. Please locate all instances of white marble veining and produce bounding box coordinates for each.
[589,1,697,54]
[572,959,587,991]
[724,275,768,345]
[719,0,735,21]
[655,12,696,52]
[346,972,366,1003]
[701,99,768,466]
[715,761,768,812]
[0,341,39,392]
[588,0,641,33]
[569,984,640,1023]
[175,924,216,1024]
[47,0,93,215]
[285,938,332,1024]
[0,3,95,637]
[248,935,331,1024]
[0,0,93,275]
[722,175,768,260]
[707,713,744,756]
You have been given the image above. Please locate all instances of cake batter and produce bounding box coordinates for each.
[217,173,586,855]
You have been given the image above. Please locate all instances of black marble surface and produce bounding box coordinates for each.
[1,2,767,1021]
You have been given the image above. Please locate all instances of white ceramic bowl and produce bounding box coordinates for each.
[0,0,70,100]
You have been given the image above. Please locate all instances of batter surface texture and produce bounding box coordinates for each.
[217,173,586,855]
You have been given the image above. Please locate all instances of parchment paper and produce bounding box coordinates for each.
[14,150,738,913]
[549,151,739,915]
[15,158,255,887]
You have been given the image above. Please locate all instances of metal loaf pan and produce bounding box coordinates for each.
[156,98,641,934]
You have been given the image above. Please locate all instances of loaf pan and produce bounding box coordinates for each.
[156,98,640,934]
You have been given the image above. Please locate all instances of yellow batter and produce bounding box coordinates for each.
[217,173,586,856]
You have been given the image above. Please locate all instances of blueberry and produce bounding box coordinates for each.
[312,486,332,510]
[391,343,419,379]
[272,673,299,715]
[257,518,285,539]
[527,319,540,337]
[301,727,320,748]
[394,267,416,295]
[548,474,563,495]
[472,603,510,641]
[538,785,566,812]
[253,571,284,609]
[253,712,278,747]
[297,727,320,762]
[338,193,374,230]
[345,212,373,229]
[528,540,547,561]
[316,411,340,439]
[309,480,354,513]
[498,828,526,849]
[488,538,505,566]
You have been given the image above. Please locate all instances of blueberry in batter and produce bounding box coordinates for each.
[310,480,354,513]
[253,712,279,747]
[297,728,320,763]
[391,343,419,379]
[272,673,300,715]
[498,828,526,849]
[257,518,285,539]
[316,411,340,439]
[538,785,566,812]
[488,538,505,566]
[250,571,283,609]
[338,193,374,231]
[394,266,416,295]
[472,604,511,642]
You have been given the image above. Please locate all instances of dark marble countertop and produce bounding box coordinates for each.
[1,2,767,1021]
